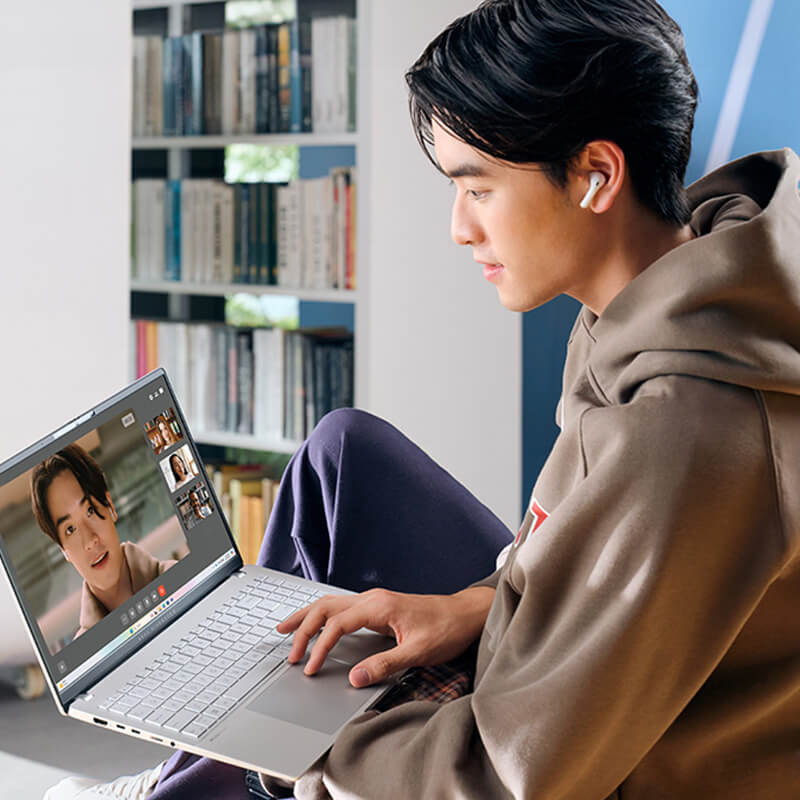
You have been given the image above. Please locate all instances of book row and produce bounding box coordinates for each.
[132,16,356,137]
[133,320,354,444]
[207,464,282,565]
[131,168,356,290]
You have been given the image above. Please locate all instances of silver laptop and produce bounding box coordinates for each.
[0,369,394,783]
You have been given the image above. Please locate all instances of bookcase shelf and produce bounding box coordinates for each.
[133,0,229,8]
[133,133,358,149]
[131,279,358,303]
[194,430,301,455]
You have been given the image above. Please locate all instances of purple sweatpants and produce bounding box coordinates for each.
[149,409,513,800]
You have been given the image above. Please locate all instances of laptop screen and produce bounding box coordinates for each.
[0,371,241,704]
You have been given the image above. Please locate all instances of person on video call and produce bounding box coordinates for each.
[31,444,176,637]
[157,418,177,448]
[169,453,193,491]
[188,491,212,523]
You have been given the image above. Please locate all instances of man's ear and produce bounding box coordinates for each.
[573,140,626,214]
[106,492,118,522]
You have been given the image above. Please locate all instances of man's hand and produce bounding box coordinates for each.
[276,586,495,688]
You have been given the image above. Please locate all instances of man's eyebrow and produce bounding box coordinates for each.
[442,163,491,179]
[54,495,89,530]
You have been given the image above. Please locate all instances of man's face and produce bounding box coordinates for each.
[46,471,123,594]
[433,121,592,312]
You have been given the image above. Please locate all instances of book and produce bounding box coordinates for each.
[239,28,257,134]
[222,29,241,135]
[162,37,177,136]
[165,180,181,280]
[132,37,147,137]
[255,25,270,134]
[289,19,303,134]
[203,32,223,135]
[277,22,291,133]
[189,31,204,135]
[236,329,254,435]
[266,25,280,134]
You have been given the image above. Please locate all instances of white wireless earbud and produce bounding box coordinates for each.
[579,172,605,209]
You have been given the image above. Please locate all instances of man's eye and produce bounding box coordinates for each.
[64,525,75,536]
[468,189,487,200]
[87,505,95,517]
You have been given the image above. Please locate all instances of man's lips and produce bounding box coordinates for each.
[90,551,110,568]
[481,263,505,281]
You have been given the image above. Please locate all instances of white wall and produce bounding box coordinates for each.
[362,1,522,530]
[0,1,130,663]
[0,1,131,462]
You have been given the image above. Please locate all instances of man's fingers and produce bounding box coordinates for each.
[348,645,412,688]
[303,606,381,675]
[282,596,355,664]
[276,606,309,634]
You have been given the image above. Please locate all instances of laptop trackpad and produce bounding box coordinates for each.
[248,660,369,735]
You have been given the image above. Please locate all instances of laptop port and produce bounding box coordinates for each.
[131,729,141,735]
[93,718,108,726]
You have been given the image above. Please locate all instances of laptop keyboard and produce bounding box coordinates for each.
[98,574,324,739]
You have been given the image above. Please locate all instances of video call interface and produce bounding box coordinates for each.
[0,379,234,693]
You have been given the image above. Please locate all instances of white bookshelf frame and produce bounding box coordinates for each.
[132,133,358,148]
[131,0,367,452]
[194,430,301,454]
[131,280,358,303]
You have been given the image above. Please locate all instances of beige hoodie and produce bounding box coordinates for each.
[297,149,800,799]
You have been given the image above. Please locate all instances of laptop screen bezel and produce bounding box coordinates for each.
[0,369,244,710]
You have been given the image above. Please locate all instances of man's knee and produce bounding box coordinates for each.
[308,408,385,458]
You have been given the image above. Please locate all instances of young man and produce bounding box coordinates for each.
[48,0,800,797]
[32,444,176,638]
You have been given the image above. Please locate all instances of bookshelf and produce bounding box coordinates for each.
[130,0,366,457]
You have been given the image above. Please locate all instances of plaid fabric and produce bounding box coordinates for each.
[375,653,475,711]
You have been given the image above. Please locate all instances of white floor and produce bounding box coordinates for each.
[0,681,171,799]
[0,751,78,800]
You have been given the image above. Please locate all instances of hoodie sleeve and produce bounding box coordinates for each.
[295,376,786,800]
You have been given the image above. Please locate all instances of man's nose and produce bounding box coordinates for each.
[450,193,481,247]
[82,522,100,548]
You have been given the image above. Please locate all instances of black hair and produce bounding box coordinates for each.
[170,453,187,481]
[405,0,698,225]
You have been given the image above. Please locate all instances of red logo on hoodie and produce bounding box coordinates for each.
[514,497,550,546]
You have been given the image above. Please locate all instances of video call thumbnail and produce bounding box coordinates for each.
[159,444,199,493]
[176,483,215,532]
[144,408,184,456]
[0,409,191,656]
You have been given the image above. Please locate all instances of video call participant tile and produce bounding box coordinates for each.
[144,408,184,456]
[176,483,214,531]
[159,444,199,493]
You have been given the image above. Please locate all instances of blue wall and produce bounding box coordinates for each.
[521,0,800,515]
